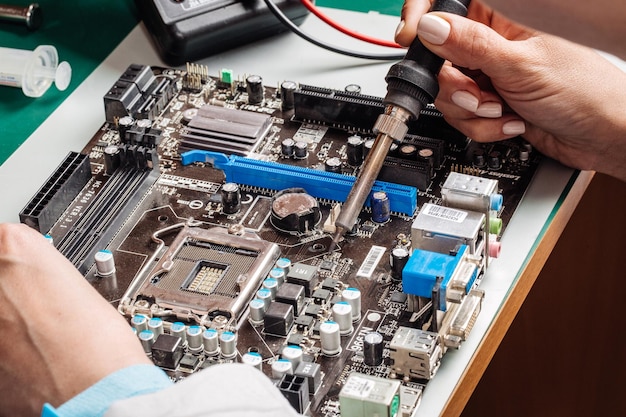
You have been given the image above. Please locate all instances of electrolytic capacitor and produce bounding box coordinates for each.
[390,246,410,281]
[262,277,279,299]
[325,157,342,173]
[186,325,204,352]
[103,145,121,175]
[320,321,341,356]
[117,116,134,143]
[363,331,384,366]
[472,149,487,168]
[488,151,502,170]
[256,288,273,310]
[249,299,266,326]
[282,345,303,369]
[344,83,361,94]
[371,191,390,224]
[138,329,155,354]
[131,314,148,332]
[418,148,435,178]
[332,301,353,335]
[281,138,295,157]
[294,141,308,159]
[94,249,116,277]
[398,143,418,159]
[221,182,241,214]
[341,288,362,322]
[242,352,263,371]
[275,257,292,275]
[271,358,293,379]
[202,328,220,356]
[268,267,286,285]
[220,331,237,359]
[280,80,297,110]
[363,138,375,159]
[246,74,264,105]
[170,321,187,343]
[346,135,364,166]
[148,317,164,338]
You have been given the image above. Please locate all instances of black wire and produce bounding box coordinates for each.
[263,0,406,61]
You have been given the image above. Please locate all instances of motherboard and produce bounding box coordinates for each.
[20,63,540,417]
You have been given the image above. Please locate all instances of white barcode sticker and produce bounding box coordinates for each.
[357,245,386,278]
[423,203,467,223]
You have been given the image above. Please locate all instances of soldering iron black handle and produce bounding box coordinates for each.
[384,0,471,119]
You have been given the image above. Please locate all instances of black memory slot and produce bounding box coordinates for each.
[55,167,160,274]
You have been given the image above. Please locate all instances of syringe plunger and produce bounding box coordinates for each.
[0,45,71,97]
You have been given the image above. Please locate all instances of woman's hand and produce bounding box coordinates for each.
[396,0,626,181]
[0,223,151,417]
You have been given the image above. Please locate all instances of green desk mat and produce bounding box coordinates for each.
[0,0,402,165]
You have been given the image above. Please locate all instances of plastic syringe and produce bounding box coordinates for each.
[0,45,71,97]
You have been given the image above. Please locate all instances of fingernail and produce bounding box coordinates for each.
[417,14,451,45]
[395,20,405,40]
[503,120,526,135]
[451,90,479,112]
[476,102,503,118]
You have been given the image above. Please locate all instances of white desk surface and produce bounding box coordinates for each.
[1,7,613,416]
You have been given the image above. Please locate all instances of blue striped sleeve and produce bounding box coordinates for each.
[41,364,173,417]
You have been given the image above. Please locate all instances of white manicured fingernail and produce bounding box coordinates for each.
[451,90,479,112]
[395,20,405,39]
[503,120,526,135]
[417,14,451,45]
[476,102,503,118]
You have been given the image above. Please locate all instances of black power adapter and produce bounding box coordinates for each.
[135,0,309,66]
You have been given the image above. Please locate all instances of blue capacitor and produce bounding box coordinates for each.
[275,258,292,274]
[371,191,390,223]
[269,267,286,285]
[148,317,164,337]
[131,314,148,332]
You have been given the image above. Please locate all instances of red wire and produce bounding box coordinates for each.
[300,0,404,49]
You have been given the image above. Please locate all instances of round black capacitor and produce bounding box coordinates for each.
[221,182,241,214]
[488,151,502,170]
[472,149,487,168]
[117,116,134,143]
[344,83,361,94]
[281,138,295,157]
[104,145,121,175]
[363,138,375,159]
[399,144,418,159]
[280,80,297,110]
[346,135,364,166]
[418,148,435,178]
[294,141,308,159]
[371,191,390,223]
[325,157,342,173]
[390,246,410,281]
[363,331,384,366]
[246,75,264,105]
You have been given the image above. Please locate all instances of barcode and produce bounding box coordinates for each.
[357,245,386,278]
[423,203,467,223]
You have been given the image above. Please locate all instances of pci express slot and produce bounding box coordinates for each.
[292,85,461,148]
[19,152,91,233]
[181,150,417,216]
[55,167,160,274]
[293,84,385,131]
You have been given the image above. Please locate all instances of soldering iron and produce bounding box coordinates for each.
[330,0,472,251]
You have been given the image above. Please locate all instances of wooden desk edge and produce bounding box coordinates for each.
[440,169,595,416]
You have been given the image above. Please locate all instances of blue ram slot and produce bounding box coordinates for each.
[181,150,417,215]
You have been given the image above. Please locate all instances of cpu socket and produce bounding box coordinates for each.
[123,226,280,324]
